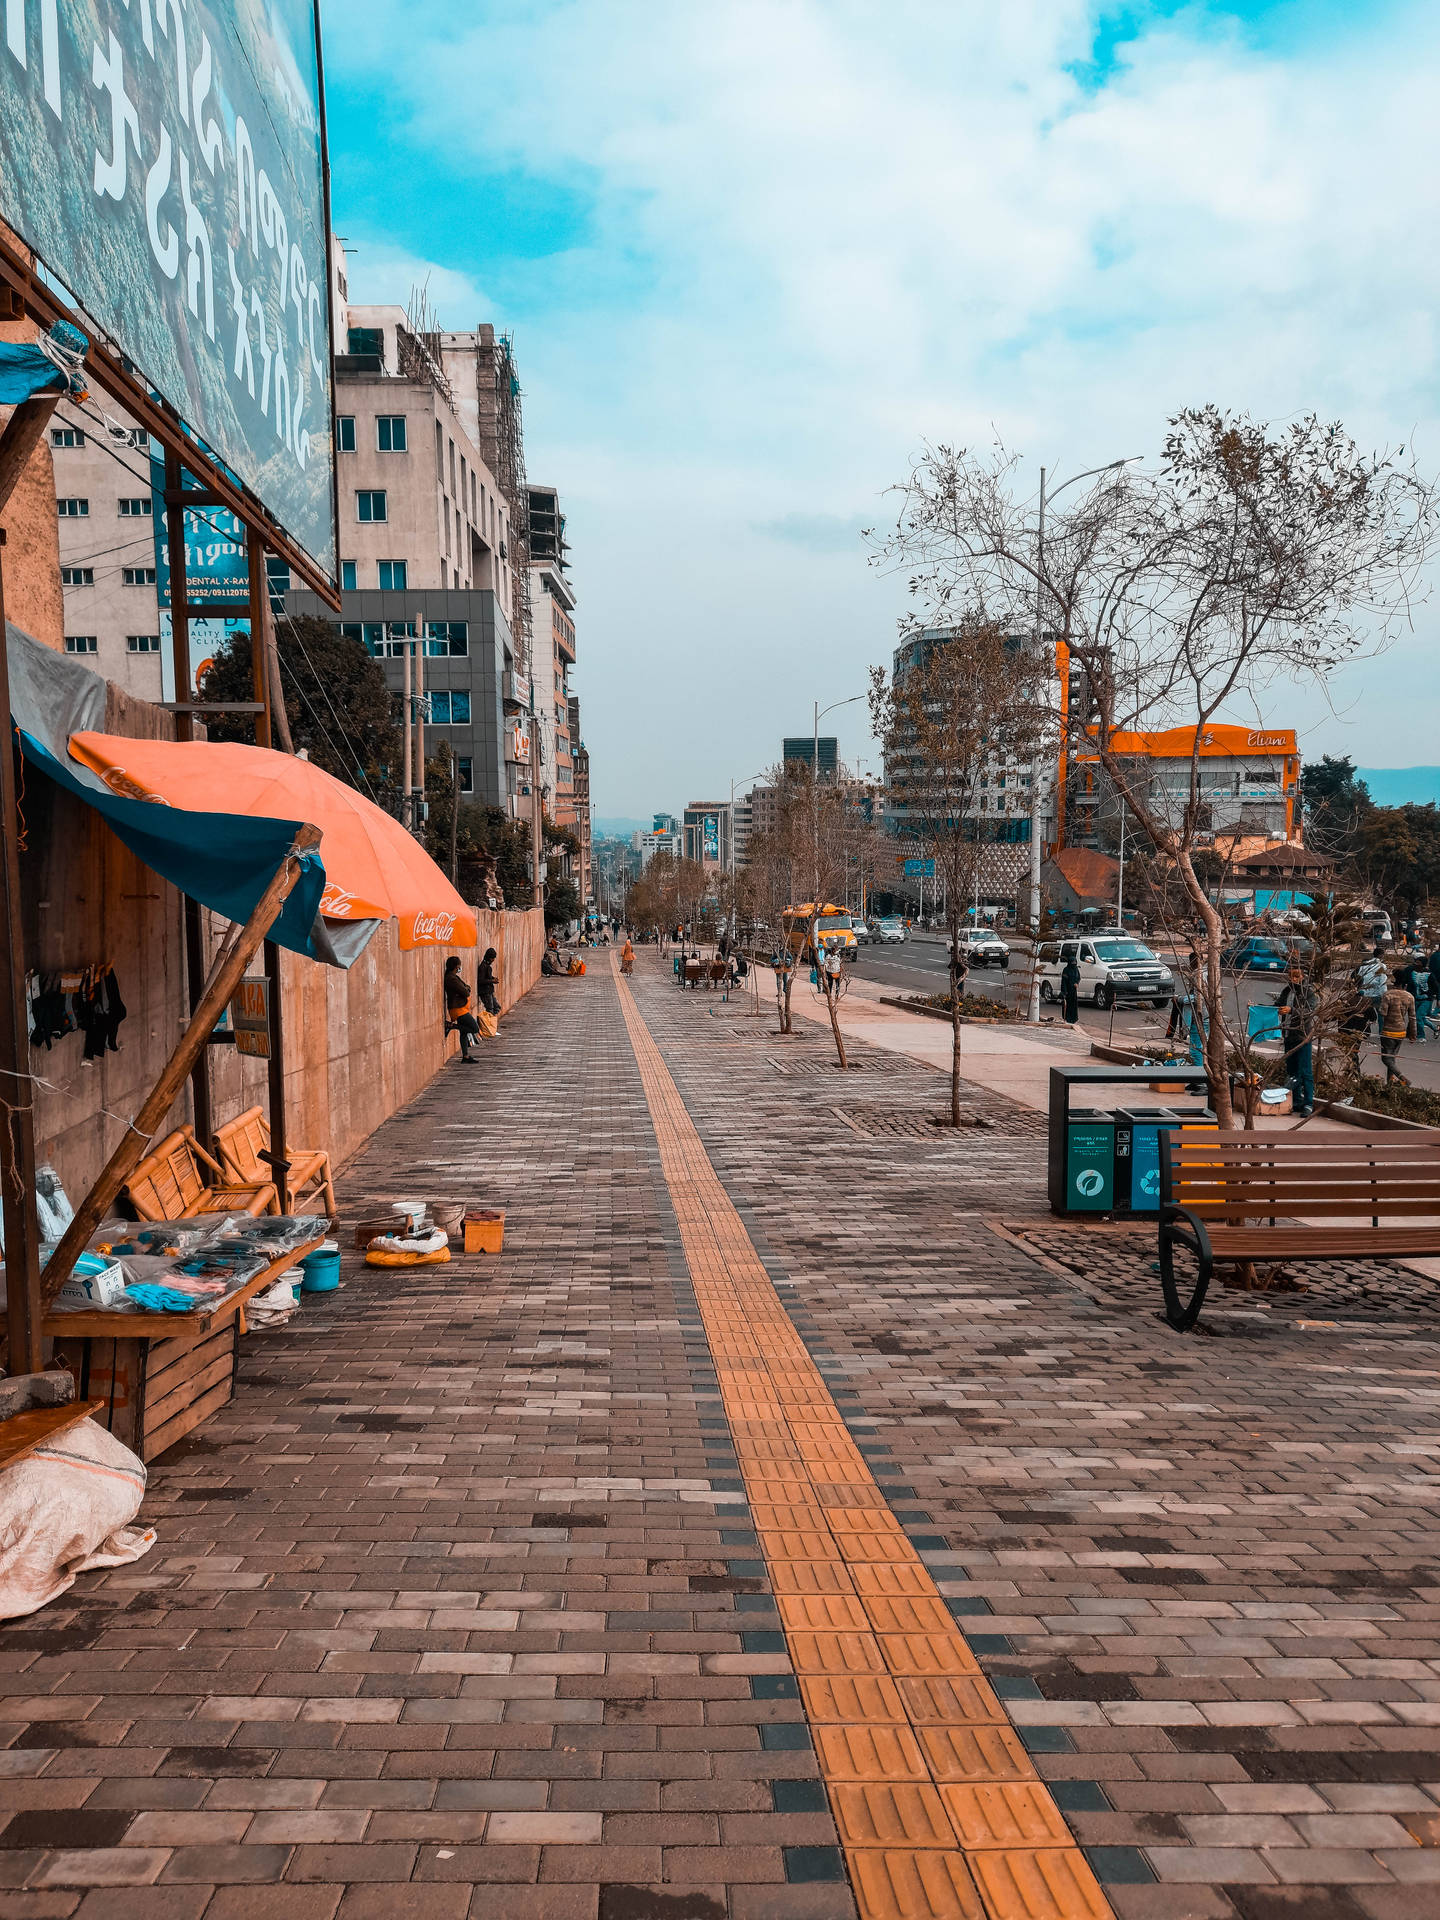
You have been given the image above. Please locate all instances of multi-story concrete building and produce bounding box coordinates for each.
[527,488,577,824]
[49,399,164,700]
[287,304,531,813]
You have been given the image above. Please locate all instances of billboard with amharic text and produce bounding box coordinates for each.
[0,0,336,576]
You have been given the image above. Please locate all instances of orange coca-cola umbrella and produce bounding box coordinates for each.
[67,733,477,950]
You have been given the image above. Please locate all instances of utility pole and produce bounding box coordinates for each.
[530,723,544,909]
[401,634,412,831]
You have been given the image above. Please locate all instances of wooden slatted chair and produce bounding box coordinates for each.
[123,1125,277,1222]
[1159,1129,1440,1331]
[214,1106,336,1220]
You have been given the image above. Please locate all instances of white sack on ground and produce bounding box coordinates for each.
[0,1418,154,1620]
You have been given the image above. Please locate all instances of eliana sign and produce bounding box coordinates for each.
[0,0,336,576]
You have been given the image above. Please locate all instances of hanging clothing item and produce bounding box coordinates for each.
[79,966,127,1061]
[28,973,77,1049]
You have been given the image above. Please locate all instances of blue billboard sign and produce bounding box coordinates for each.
[903,857,936,877]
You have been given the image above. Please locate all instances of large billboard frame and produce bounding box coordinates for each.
[0,0,340,604]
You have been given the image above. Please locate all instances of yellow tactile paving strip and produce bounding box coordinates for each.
[613,961,1115,1920]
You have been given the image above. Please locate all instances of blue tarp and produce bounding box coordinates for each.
[0,322,89,405]
[0,343,68,406]
[8,624,334,963]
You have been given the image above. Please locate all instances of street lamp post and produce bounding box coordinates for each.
[1027,456,1142,1020]
[812,692,867,905]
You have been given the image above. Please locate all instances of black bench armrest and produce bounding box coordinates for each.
[1159,1203,1215,1333]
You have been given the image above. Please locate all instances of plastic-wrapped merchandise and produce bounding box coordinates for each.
[211,1215,329,1259]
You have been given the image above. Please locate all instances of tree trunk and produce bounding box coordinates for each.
[824,971,849,1070]
[1176,847,1235,1129]
[948,913,962,1126]
[781,969,794,1034]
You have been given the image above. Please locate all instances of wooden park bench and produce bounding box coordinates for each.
[122,1125,276,1222]
[215,1106,336,1220]
[1159,1129,1440,1330]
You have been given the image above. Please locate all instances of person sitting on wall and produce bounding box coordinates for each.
[443,956,481,1064]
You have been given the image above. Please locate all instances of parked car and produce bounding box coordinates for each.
[949,927,1010,969]
[1037,934,1175,1009]
[874,917,908,944]
[1222,935,1315,974]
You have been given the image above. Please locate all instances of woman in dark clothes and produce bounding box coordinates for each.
[477,948,500,1017]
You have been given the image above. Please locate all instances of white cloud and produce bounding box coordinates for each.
[328,1,1440,811]
[337,239,494,331]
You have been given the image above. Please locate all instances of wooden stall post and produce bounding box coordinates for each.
[164,447,215,1154]
[0,535,43,1372]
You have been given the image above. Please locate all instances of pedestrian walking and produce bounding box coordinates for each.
[1397,957,1430,1041]
[1060,952,1081,1025]
[1276,959,1318,1116]
[1379,977,1417,1085]
[1356,949,1388,1035]
[443,956,481,1063]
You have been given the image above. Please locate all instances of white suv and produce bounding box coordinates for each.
[949,928,1010,969]
[1037,934,1175,1009]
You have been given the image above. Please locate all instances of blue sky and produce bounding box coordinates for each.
[323,0,1440,818]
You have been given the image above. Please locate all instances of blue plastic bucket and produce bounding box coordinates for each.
[300,1242,341,1292]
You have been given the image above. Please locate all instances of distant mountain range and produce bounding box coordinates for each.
[1358,769,1440,808]
[591,816,650,840]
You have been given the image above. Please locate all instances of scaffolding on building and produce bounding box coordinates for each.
[473,326,533,683]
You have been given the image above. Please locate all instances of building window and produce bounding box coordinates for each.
[378,559,407,590]
[51,426,85,448]
[126,634,161,653]
[428,690,471,726]
[64,635,97,654]
[356,490,387,523]
[458,757,473,794]
[57,498,89,517]
[60,566,93,586]
[336,415,355,453]
[340,623,363,646]
[377,415,407,452]
[424,620,468,657]
[340,560,357,591]
[118,496,152,517]
[122,566,156,586]
[127,428,150,450]
[347,325,383,357]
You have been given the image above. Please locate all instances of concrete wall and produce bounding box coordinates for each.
[211,906,544,1180]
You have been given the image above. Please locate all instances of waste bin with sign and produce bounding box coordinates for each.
[1116,1108,1178,1213]
[1048,1064,1213,1217]
[1064,1109,1115,1213]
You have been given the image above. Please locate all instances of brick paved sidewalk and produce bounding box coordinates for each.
[2,953,1439,1919]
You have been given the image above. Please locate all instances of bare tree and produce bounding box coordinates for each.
[872,408,1436,1126]
[870,617,1048,1124]
[740,762,873,1063]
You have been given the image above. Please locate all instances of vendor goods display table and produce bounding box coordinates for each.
[44,1232,324,1463]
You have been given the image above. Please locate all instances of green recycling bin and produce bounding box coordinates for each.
[1065,1109,1115,1214]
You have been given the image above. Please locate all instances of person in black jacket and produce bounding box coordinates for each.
[477,947,500,1017]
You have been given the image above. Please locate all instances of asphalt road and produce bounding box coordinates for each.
[850,933,1440,1092]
